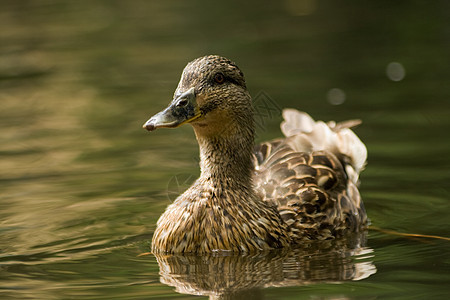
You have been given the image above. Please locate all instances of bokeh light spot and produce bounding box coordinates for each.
[386,62,405,81]
[327,88,346,105]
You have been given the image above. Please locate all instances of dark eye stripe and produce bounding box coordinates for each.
[210,73,245,88]
[225,76,244,88]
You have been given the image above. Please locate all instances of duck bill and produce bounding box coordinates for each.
[143,87,201,131]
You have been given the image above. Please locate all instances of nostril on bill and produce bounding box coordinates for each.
[176,99,188,107]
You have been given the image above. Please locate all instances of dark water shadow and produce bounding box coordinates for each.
[153,232,376,299]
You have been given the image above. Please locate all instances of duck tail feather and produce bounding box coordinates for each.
[280,109,367,183]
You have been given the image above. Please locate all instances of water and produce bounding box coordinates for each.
[1,1,449,299]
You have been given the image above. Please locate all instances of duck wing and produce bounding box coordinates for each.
[253,109,368,242]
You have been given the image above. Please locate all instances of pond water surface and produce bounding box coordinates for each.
[1,1,449,299]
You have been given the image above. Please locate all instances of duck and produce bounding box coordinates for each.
[143,55,368,253]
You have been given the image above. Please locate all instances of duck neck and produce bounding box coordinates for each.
[194,120,255,189]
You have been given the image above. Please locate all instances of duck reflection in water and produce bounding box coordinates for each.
[153,234,376,299]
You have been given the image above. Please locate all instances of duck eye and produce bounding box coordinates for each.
[214,73,225,84]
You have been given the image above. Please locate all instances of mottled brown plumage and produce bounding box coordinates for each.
[143,55,368,253]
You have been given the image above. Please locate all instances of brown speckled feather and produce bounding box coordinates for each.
[152,177,291,253]
[254,142,366,241]
[253,109,368,241]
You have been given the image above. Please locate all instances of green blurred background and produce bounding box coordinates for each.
[1,0,449,299]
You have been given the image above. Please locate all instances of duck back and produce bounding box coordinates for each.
[253,109,368,242]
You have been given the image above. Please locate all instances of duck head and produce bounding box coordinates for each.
[143,55,252,136]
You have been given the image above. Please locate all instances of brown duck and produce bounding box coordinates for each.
[143,55,368,253]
